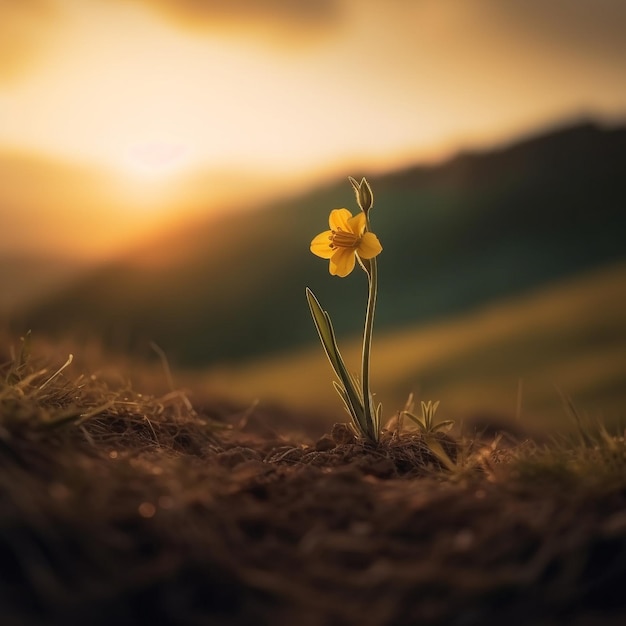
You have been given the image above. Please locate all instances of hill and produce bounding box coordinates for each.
[18,120,626,367]
[196,261,626,430]
[0,253,95,316]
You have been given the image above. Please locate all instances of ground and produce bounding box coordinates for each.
[0,343,625,625]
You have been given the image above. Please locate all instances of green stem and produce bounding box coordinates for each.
[361,218,378,442]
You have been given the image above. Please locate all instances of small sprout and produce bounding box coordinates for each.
[398,394,456,470]
[402,396,454,435]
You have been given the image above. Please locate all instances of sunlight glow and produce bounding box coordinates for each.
[5,0,623,185]
[124,141,190,180]
[0,0,625,259]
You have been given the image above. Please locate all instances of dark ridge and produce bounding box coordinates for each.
[17,120,626,367]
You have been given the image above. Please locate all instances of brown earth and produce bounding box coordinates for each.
[0,359,625,626]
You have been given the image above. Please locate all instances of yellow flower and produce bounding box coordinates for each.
[310,208,382,277]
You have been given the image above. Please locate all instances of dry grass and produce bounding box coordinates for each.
[1,333,625,625]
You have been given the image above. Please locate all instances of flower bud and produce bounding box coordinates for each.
[349,176,374,214]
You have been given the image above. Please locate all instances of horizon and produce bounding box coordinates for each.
[5,118,613,317]
[0,116,621,261]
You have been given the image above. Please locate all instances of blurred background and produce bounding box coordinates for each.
[1,0,625,430]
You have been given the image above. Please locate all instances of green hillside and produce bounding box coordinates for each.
[196,261,626,431]
[19,121,626,367]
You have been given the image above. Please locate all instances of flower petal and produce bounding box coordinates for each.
[357,232,382,259]
[310,230,335,259]
[329,208,353,231]
[329,248,356,277]
[347,212,366,235]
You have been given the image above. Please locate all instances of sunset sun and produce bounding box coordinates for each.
[123,141,190,179]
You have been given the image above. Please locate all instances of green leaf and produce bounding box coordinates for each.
[433,420,455,433]
[403,411,426,431]
[421,400,440,430]
[306,288,342,376]
[424,435,456,471]
[332,381,353,416]
[306,288,368,435]
[375,402,383,432]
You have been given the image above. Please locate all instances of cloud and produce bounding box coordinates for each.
[124,0,342,38]
[0,0,58,83]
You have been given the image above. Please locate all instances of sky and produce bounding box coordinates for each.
[1,0,626,259]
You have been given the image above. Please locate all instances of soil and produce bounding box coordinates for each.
[1,392,625,626]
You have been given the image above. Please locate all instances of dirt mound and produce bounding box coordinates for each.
[1,390,625,626]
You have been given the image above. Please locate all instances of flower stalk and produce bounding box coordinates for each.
[361,254,379,439]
